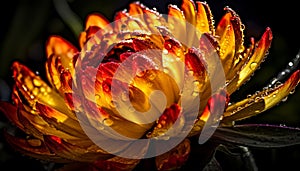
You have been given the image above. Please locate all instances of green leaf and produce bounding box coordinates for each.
[211,124,300,148]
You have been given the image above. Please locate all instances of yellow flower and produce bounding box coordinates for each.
[0,0,299,170]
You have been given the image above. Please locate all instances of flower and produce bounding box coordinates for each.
[0,0,299,170]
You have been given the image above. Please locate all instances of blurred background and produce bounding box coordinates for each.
[0,0,299,170]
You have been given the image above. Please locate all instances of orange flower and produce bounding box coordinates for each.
[0,0,299,170]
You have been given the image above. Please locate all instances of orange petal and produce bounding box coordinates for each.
[181,0,196,26]
[17,107,80,140]
[46,35,78,58]
[84,13,110,30]
[43,135,112,162]
[0,101,24,130]
[3,131,69,163]
[36,102,86,138]
[45,36,78,91]
[227,27,273,94]
[189,89,229,136]
[93,156,140,171]
[12,62,74,119]
[155,139,191,171]
[146,103,182,138]
[216,12,236,77]
[222,70,300,123]
[195,1,214,35]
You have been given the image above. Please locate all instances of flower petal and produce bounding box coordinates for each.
[155,139,191,171]
[227,27,272,94]
[12,62,75,119]
[93,156,140,171]
[36,102,86,138]
[222,70,300,123]
[3,131,70,163]
[43,135,112,162]
[189,89,229,136]
[195,1,214,35]
[146,103,182,138]
[181,0,196,27]
[167,4,186,43]
[45,36,78,94]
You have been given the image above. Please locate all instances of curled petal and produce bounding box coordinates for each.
[0,101,24,130]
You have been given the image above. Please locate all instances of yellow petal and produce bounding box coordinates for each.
[181,0,196,26]
[167,4,186,43]
[222,70,300,123]
[195,1,214,35]
[12,62,75,119]
[227,28,272,94]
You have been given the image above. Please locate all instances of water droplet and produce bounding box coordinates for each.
[250,62,257,70]
[33,78,42,87]
[192,91,199,97]
[95,94,101,100]
[290,88,296,94]
[148,72,156,80]
[103,118,113,126]
[281,96,288,102]
[29,95,35,99]
[162,49,168,55]
[103,83,110,92]
[163,67,170,74]
[136,70,146,77]
[121,91,129,101]
[32,87,39,96]
[254,96,261,102]
[40,87,46,92]
[128,106,135,113]
[147,82,153,87]
[288,62,294,67]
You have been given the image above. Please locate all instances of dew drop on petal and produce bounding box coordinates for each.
[103,118,113,126]
[33,78,42,87]
[95,94,101,100]
[290,88,296,94]
[281,96,288,102]
[121,91,129,101]
[163,49,169,55]
[250,62,257,70]
[148,72,156,80]
[128,106,135,113]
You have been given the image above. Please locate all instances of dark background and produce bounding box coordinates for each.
[0,0,299,170]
